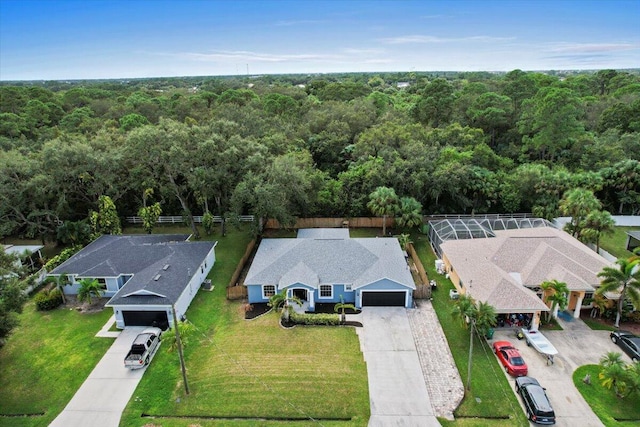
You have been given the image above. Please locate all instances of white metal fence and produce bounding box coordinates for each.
[125,215,255,225]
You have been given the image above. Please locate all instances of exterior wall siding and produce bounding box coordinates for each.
[247,284,269,303]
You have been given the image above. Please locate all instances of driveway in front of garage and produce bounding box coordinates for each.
[357,307,440,427]
[493,317,622,427]
[50,327,148,427]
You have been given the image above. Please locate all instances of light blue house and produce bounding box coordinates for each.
[245,228,415,310]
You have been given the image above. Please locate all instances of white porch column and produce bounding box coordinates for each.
[574,293,585,318]
[308,290,315,310]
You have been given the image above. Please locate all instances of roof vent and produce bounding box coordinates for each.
[153,274,161,281]
[163,264,170,270]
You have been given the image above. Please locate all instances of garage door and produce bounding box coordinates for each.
[362,291,406,307]
[122,310,169,329]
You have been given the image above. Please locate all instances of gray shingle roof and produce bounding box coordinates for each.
[245,229,414,290]
[50,235,215,307]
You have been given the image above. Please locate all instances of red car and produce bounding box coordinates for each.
[493,341,528,376]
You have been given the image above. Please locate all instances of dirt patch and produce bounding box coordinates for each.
[61,295,109,314]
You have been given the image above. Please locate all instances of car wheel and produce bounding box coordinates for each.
[505,365,509,374]
[633,356,638,363]
[611,335,618,343]
[145,356,150,365]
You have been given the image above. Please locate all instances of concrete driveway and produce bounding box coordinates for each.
[50,327,148,427]
[357,307,440,427]
[493,318,621,427]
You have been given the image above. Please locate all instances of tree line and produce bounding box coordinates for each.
[1,69,640,242]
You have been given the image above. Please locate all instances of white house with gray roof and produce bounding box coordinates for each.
[49,234,216,329]
[244,228,415,309]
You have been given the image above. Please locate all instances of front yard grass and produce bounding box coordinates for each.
[120,225,369,426]
[573,365,640,426]
[0,301,114,426]
[412,233,529,427]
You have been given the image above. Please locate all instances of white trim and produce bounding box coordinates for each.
[318,284,333,299]
[262,284,276,299]
[122,289,167,298]
[344,284,353,292]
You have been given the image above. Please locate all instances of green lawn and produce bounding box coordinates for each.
[412,233,529,427]
[582,317,617,331]
[0,302,114,426]
[573,365,640,426]
[119,225,369,426]
[599,226,638,259]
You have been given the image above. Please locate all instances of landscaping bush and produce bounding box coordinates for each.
[34,288,63,311]
[44,245,82,271]
[289,311,340,326]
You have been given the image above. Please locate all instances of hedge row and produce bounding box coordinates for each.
[43,245,83,271]
[289,311,340,326]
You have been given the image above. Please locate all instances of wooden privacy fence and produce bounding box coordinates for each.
[265,217,396,229]
[406,242,431,299]
[226,239,257,300]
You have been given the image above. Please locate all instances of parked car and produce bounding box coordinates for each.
[124,327,162,369]
[493,340,528,376]
[610,330,640,362]
[515,376,555,425]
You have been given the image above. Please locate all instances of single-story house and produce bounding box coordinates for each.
[439,226,611,330]
[48,234,216,329]
[244,228,416,310]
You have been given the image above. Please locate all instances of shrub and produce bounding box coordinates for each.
[34,288,63,311]
[289,311,340,326]
[44,245,82,271]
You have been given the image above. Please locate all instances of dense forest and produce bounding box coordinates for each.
[1,69,640,242]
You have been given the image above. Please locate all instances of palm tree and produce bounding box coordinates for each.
[473,300,497,338]
[334,295,357,324]
[76,278,104,305]
[451,293,475,328]
[581,210,615,253]
[395,197,423,229]
[599,351,628,397]
[367,186,400,236]
[44,273,68,304]
[559,188,601,238]
[596,258,640,328]
[268,290,302,322]
[397,233,412,251]
[540,280,569,321]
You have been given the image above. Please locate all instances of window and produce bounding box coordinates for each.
[344,284,353,292]
[263,285,276,298]
[97,278,107,290]
[319,285,333,299]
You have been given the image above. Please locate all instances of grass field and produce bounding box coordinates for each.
[573,365,640,426]
[0,302,114,427]
[411,233,529,427]
[599,226,639,259]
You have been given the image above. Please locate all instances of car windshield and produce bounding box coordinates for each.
[511,356,525,366]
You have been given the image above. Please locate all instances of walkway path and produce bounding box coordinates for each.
[357,307,440,427]
[407,300,464,420]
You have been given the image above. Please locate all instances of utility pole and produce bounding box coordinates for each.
[466,319,474,391]
[172,305,190,394]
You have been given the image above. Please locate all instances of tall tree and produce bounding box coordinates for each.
[581,210,615,253]
[367,186,400,235]
[395,197,423,229]
[559,188,601,238]
[596,258,640,328]
[540,280,569,321]
[89,195,122,239]
[412,78,455,127]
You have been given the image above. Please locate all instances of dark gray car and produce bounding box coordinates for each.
[610,330,640,362]
[515,376,555,425]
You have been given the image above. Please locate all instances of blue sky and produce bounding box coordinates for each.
[1,0,638,80]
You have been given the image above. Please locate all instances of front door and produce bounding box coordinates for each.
[292,288,307,301]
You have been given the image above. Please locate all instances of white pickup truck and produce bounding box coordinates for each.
[124,327,162,369]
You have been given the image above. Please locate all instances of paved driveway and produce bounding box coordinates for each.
[357,307,440,427]
[50,327,148,427]
[493,318,621,427]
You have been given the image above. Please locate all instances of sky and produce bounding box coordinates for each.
[0,0,639,81]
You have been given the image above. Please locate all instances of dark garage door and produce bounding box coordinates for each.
[362,291,406,307]
[122,310,169,328]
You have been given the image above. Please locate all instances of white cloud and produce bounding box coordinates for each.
[177,50,339,63]
[380,35,514,44]
[548,42,639,53]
